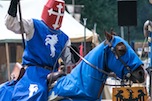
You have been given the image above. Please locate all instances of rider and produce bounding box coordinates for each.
[2,0,76,100]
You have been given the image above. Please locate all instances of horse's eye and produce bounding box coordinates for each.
[117,49,126,56]
[115,42,126,56]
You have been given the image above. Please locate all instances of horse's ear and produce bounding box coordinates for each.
[104,31,112,41]
[110,28,116,35]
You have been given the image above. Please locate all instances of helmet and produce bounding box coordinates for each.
[41,0,65,30]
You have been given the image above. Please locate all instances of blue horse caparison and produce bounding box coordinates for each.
[48,35,143,100]
[0,34,144,101]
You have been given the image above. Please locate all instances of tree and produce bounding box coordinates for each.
[65,0,152,42]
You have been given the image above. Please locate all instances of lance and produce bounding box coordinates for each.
[18,1,25,49]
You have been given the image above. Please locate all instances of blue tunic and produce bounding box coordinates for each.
[22,19,69,68]
[0,19,69,101]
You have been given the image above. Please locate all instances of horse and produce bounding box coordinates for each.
[0,31,146,101]
[47,31,146,100]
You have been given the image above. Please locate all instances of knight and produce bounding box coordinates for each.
[0,0,78,100]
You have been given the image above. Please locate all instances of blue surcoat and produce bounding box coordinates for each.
[0,19,69,101]
[22,19,69,68]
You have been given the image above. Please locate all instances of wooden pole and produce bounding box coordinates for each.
[83,18,87,56]
[5,43,10,80]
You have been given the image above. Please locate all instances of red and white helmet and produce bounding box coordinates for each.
[41,0,65,30]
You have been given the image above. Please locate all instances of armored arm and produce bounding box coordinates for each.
[8,0,19,17]
[61,39,80,67]
[5,0,34,37]
[61,39,73,66]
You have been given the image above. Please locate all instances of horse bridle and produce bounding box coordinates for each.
[106,39,132,78]
[105,38,141,85]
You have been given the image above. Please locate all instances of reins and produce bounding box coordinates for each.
[69,38,140,87]
[69,44,131,85]
[68,42,140,100]
[68,45,120,80]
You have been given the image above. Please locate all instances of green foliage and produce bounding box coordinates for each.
[65,0,152,42]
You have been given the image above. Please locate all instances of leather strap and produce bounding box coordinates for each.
[68,46,118,78]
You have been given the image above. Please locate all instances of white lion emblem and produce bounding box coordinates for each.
[28,84,38,98]
[45,35,58,57]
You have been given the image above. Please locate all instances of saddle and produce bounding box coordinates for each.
[11,62,66,95]
[47,65,66,90]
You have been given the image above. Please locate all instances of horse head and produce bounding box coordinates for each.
[104,31,146,83]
